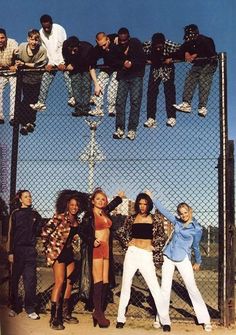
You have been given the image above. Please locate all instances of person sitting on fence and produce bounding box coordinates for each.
[113,27,146,141]
[115,192,170,330]
[151,193,212,332]
[62,36,94,117]
[7,190,43,320]
[169,24,217,118]
[143,33,180,128]
[15,29,48,135]
[30,14,74,111]
[89,32,119,117]
[0,28,18,125]
[41,190,88,330]
[78,188,123,328]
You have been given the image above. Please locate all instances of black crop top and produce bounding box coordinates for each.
[131,223,153,240]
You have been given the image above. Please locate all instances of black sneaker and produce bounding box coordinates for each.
[9,119,15,126]
[26,123,35,133]
[163,325,171,332]
[116,322,125,328]
[72,108,83,117]
[20,126,28,136]
[0,118,5,124]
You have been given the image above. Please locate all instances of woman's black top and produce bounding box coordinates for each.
[131,223,153,240]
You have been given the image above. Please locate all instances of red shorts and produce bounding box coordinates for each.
[93,241,109,259]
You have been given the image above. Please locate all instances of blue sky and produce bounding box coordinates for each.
[1,0,235,142]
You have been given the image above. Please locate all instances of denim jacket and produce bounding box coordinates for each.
[153,199,202,264]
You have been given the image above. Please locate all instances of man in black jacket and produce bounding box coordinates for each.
[171,24,217,117]
[113,28,146,141]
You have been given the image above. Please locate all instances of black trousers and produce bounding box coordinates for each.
[10,246,37,314]
[18,82,40,126]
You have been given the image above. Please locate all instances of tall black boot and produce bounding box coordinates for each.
[62,298,79,324]
[92,281,110,328]
[50,301,65,330]
[101,283,109,312]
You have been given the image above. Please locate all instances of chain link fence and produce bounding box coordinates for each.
[0,54,232,323]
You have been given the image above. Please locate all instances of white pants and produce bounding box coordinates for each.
[117,246,169,325]
[161,255,211,325]
[94,71,118,112]
[0,76,16,120]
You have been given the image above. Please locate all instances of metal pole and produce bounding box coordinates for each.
[87,126,96,193]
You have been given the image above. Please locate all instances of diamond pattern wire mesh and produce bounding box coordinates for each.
[0,58,221,321]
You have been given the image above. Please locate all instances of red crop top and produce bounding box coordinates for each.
[95,214,112,230]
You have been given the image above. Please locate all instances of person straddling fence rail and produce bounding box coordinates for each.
[169,24,217,118]
[143,33,180,129]
[115,192,171,331]
[41,190,88,330]
[7,190,43,320]
[89,32,119,117]
[113,27,146,141]
[0,28,18,125]
[62,36,94,117]
[30,14,74,112]
[15,29,48,135]
[79,188,123,328]
[151,194,212,332]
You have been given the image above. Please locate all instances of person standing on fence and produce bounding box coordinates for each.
[7,190,43,320]
[89,32,119,117]
[30,14,74,112]
[62,36,93,117]
[0,28,18,125]
[79,188,123,328]
[143,33,180,128]
[14,29,48,136]
[115,192,170,330]
[170,24,217,118]
[41,190,88,330]
[113,27,146,141]
[151,195,212,332]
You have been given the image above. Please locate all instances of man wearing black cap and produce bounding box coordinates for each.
[171,24,217,117]
[143,33,180,128]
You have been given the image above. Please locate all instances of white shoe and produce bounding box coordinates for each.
[153,320,161,329]
[166,117,176,127]
[126,130,136,141]
[204,323,212,332]
[198,106,207,117]
[28,312,40,320]
[88,108,104,117]
[89,95,96,105]
[108,108,116,117]
[173,102,191,113]
[113,127,125,139]
[30,102,46,111]
[8,309,16,317]
[68,97,76,107]
[144,117,157,128]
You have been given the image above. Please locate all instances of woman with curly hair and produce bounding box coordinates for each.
[115,192,170,330]
[7,190,43,320]
[79,188,123,328]
[42,189,88,330]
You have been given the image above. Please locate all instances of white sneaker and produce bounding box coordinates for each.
[89,95,96,105]
[28,312,40,320]
[8,309,16,317]
[204,323,212,332]
[144,117,157,128]
[198,107,207,117]
[153,320,161,329]
[113,127,125,139]
[126,130,136,141]
[108,108,116,117]
[166,117,176,127]
[173,102,191,113]
[88,108,104,117]
[30,102,46,111]
[68,97,76,107]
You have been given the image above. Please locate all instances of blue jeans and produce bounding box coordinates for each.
[183,63,217,108]
[38,70,73,104]
[115,77,143,131]
[71,72,91,112]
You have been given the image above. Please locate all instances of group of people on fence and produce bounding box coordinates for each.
[0,14,217,139]
[6,188,212,332]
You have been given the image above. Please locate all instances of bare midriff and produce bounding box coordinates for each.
[129,238,153,251]
[95,228,110,243]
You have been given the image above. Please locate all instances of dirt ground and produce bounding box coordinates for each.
[0,306,235,335]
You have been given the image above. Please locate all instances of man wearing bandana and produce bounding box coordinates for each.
[169,24,217,118]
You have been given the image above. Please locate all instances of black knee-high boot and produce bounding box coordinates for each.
[62,298,79,324]
[50,301,65,330]
[92,281,110,328]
